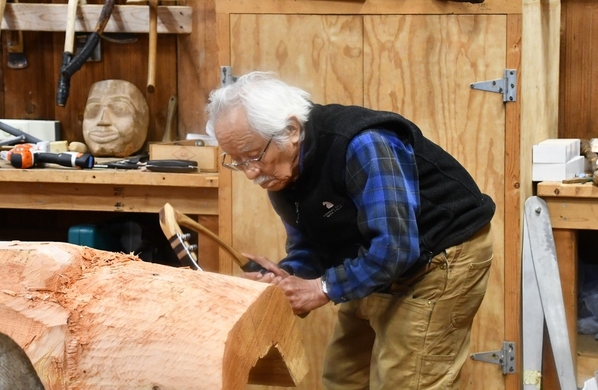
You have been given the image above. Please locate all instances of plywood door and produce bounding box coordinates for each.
[230,13,509,390]
[230,15,363,390]
[364,14,507,389]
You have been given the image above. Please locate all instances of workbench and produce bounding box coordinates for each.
[0,161,224,272]
[537,181,598,387]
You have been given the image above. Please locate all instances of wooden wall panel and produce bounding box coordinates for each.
[504,14,522,390]
[3,31,55,120]
[559,0,598,140]
[229,13,363,266]
[364,14,507,388]
[230,14,363,390]
[2,30,177,148]
[177,0,221,138]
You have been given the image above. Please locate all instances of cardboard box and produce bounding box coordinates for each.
[149,141,218,172]
[532,155,585,181]
[532,138,580,163]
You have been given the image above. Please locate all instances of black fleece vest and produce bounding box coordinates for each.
[269,104,495,270]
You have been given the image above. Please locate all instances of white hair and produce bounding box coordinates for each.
[205,71,312,145]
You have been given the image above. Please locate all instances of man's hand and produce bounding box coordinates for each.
[241,254,290,283]
[241,253,330,315]
[271,276,330,315]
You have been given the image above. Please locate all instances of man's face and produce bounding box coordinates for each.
[82,81,148,157]
[214,107,301,191]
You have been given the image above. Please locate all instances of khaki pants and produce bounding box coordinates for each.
[322,223,493,390]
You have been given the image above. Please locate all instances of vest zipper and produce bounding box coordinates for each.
[295,202,300,225]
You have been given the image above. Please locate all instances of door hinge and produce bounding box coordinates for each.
[220,66,238,87]
[470,341,516,375]
[470,69,517,102]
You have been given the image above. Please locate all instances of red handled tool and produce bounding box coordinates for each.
[9,147,94,169]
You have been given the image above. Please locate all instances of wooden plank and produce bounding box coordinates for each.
[537,181,598,198]
[504,13,522,390]
[215,0,521,15]
[543,199,598,230]
[577,334,598,386]
[229,14,364,278]
[543,228,578,390]
[231,14,361,389]
[521,0,561,200]
[558,0,598,140]
[3,31,55,121]
[177,0,219,137]
[364,14,507,388]
[230,14,364,105]
[0,182,218,214]
[1,4,192,33]
[214,11,234,275]
[0,165,218,187]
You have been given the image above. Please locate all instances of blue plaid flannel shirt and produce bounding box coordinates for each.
[279,129,421,303]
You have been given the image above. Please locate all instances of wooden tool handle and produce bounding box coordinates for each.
[159,203,250,269]
[147,0,158,93]
[0,0,7,35]
[64,0,79,53]
[174,208,251,268]
[162,95,177,142]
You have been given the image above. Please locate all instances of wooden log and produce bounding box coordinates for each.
[0,241,308,389]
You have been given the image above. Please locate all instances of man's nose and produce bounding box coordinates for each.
[243,166,261,180]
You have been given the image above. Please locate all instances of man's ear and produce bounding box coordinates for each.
[287,116,302,144]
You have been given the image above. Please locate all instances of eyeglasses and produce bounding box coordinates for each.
[221,138,272,171]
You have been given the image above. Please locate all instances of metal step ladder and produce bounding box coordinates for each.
[522,196,578,390]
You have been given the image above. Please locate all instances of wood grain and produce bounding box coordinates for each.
[504,13,522,390]
[559,0,598,140]
[0,4,192,33]
[228,11,511,390]
[364,14,507,387]
[0,242,308,389]
[215,0,520,15]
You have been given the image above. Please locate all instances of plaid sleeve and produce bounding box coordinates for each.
[323,129,421,303]
[277,221,326,279]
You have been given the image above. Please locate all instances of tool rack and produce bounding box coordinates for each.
[0,3,192,33]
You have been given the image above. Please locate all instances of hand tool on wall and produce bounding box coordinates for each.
[0,0,6,34]
[147,0,158,93]
[161,95,177,142]
[6,0,27,69]
[56,0,80,107]
[57,0,116,107]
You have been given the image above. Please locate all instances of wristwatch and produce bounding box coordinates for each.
[321,277,329,296]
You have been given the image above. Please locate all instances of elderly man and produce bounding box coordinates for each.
[83,79,149,157]
[206,71,495,390]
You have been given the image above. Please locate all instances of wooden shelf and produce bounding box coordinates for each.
[0,4,192,33]
[0,163,219,214]
[0,163,218,188]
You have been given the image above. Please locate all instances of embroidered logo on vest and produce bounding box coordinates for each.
[322,201,343,218]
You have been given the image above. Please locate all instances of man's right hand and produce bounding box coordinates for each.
[241,253,291,283]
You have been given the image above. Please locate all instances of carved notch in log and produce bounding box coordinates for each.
[0,241,308,389]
